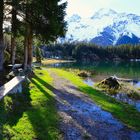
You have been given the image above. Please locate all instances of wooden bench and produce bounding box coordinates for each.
[0,76,26,100]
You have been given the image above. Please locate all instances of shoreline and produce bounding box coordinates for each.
[41,58,76,65]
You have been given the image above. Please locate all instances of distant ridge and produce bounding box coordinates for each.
[62,8,140,46]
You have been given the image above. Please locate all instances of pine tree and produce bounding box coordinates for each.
[4,0,22,65]
[21,0,67,69]
[1,0,67,70]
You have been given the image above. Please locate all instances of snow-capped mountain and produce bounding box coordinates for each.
[63,8,140,46]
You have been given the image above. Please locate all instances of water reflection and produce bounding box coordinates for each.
[84,78,94,87]
[133,81,140,89]
[112,93,140,112]
[47,61,140,80]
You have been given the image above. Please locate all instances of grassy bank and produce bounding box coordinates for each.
[41,58,75,65]
[52,68,140,131]
[0,69,62,140]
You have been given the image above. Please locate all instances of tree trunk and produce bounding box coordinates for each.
[24,23,33,70]
[24,26,29,70]
[0,43,4,71]
[27,25,33,68]
[11,37,16,65]
[0,0,4,71]
[11,5,17,65]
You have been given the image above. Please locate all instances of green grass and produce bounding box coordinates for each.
[1,67,140,139]
[51,68,140,131]
[0,69,62,140]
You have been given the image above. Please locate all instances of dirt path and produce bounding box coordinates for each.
[48,70,140,140]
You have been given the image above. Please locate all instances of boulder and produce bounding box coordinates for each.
[78,71,89,78]
[98,76,120,89]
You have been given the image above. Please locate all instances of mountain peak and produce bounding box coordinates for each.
[63,9,140,46]
[91,8,117,19]
[101,8,117,13]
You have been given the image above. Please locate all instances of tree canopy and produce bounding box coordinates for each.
[0,0,67,70]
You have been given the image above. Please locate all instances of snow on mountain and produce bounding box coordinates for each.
[91,8,117,19]
[63,8,140,46]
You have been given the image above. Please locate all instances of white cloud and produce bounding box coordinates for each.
[66,0,112,17]
[98,0,112,7]
[66,0,140,17]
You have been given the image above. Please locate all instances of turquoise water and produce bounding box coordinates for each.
[47,61,140,81]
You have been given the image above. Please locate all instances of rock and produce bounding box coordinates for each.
[98,76,120,89]
[78,72,89,77]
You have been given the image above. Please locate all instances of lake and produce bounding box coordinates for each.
[47,61,140,82]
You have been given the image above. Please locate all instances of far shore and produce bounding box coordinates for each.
[37,58,76,65]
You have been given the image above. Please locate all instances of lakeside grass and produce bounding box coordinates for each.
[0,69,62,140]
[96,81,140,100]
[52,68,140,131]
[34,58,75,65]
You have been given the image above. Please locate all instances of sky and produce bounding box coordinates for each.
[65,0,140,17]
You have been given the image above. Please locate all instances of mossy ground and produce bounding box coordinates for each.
[0,69,62,140]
